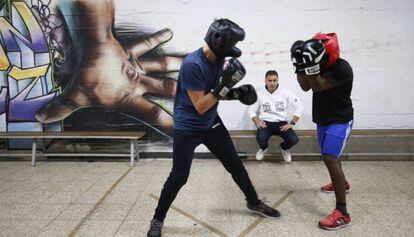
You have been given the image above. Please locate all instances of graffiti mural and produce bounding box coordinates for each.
[35,0,183,138]
[1,0,185,151]
[0,1,61,148]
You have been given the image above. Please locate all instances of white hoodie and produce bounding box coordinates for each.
[248,86,304,122]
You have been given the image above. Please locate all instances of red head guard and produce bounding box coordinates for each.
[313,33,340,69]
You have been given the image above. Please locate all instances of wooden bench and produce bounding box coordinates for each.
[0,131,145,167]
[229,129,414,160]
[230,129,414,136]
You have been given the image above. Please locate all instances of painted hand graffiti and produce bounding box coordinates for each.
[35,0,184,135]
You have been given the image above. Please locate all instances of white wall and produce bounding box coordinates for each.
[115,0,414,130]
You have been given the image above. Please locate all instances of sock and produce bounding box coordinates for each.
[336,202,348,216]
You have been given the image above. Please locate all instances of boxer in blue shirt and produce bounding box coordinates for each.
[147,18,280,237]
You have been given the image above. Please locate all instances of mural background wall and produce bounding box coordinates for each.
[1,0,413,150]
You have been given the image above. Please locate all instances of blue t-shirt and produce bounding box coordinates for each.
[173,48,224,131]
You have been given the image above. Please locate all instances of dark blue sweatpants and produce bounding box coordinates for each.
[153,119,260,221]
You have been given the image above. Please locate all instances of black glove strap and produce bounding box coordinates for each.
[212,83,230,98]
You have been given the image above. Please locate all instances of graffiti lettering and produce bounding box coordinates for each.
[0,2,48,53]
[0,2,59,133]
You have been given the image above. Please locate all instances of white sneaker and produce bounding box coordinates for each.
[280,147,292,163]
[66,144,75,152]
[75,144,91,152]
[256,148,268,161]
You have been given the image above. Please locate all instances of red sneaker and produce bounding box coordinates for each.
[319,209,351,230]
[320,182,351,193]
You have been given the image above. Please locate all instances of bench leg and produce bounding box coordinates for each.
[130,139,135,167]
[31,138,37,167]
[135,140,140,161]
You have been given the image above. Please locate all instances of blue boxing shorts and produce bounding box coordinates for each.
[317,120,353,159]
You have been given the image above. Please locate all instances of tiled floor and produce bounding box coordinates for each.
[0,160,413,237]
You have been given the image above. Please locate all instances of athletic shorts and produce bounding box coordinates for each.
[317,120,353,159]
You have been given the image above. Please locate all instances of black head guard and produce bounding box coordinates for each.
[204,18,245,59]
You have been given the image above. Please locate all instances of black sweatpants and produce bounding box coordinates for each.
[153,120,260,221]
[256,121,299,150]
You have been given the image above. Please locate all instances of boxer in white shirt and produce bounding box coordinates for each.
[249,70,304,162]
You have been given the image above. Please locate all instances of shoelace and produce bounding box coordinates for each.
[259,200,269,207]
[328,209,344,221]
[261,201,275,212]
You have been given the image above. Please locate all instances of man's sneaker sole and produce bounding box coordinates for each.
[319,222,351,230]
[247,209,281,218]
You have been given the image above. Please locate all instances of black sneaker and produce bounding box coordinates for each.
[147,219,163,237]
[247,200,281,218]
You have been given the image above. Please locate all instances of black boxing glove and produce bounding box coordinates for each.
[301,39,325,75]
[226,84,257,105]
[290,40,305,73]
[212,58,246,98]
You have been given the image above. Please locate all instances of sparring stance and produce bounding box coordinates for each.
[249,70,304,162]
[147,18,280,237]
[291,33,354,230]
